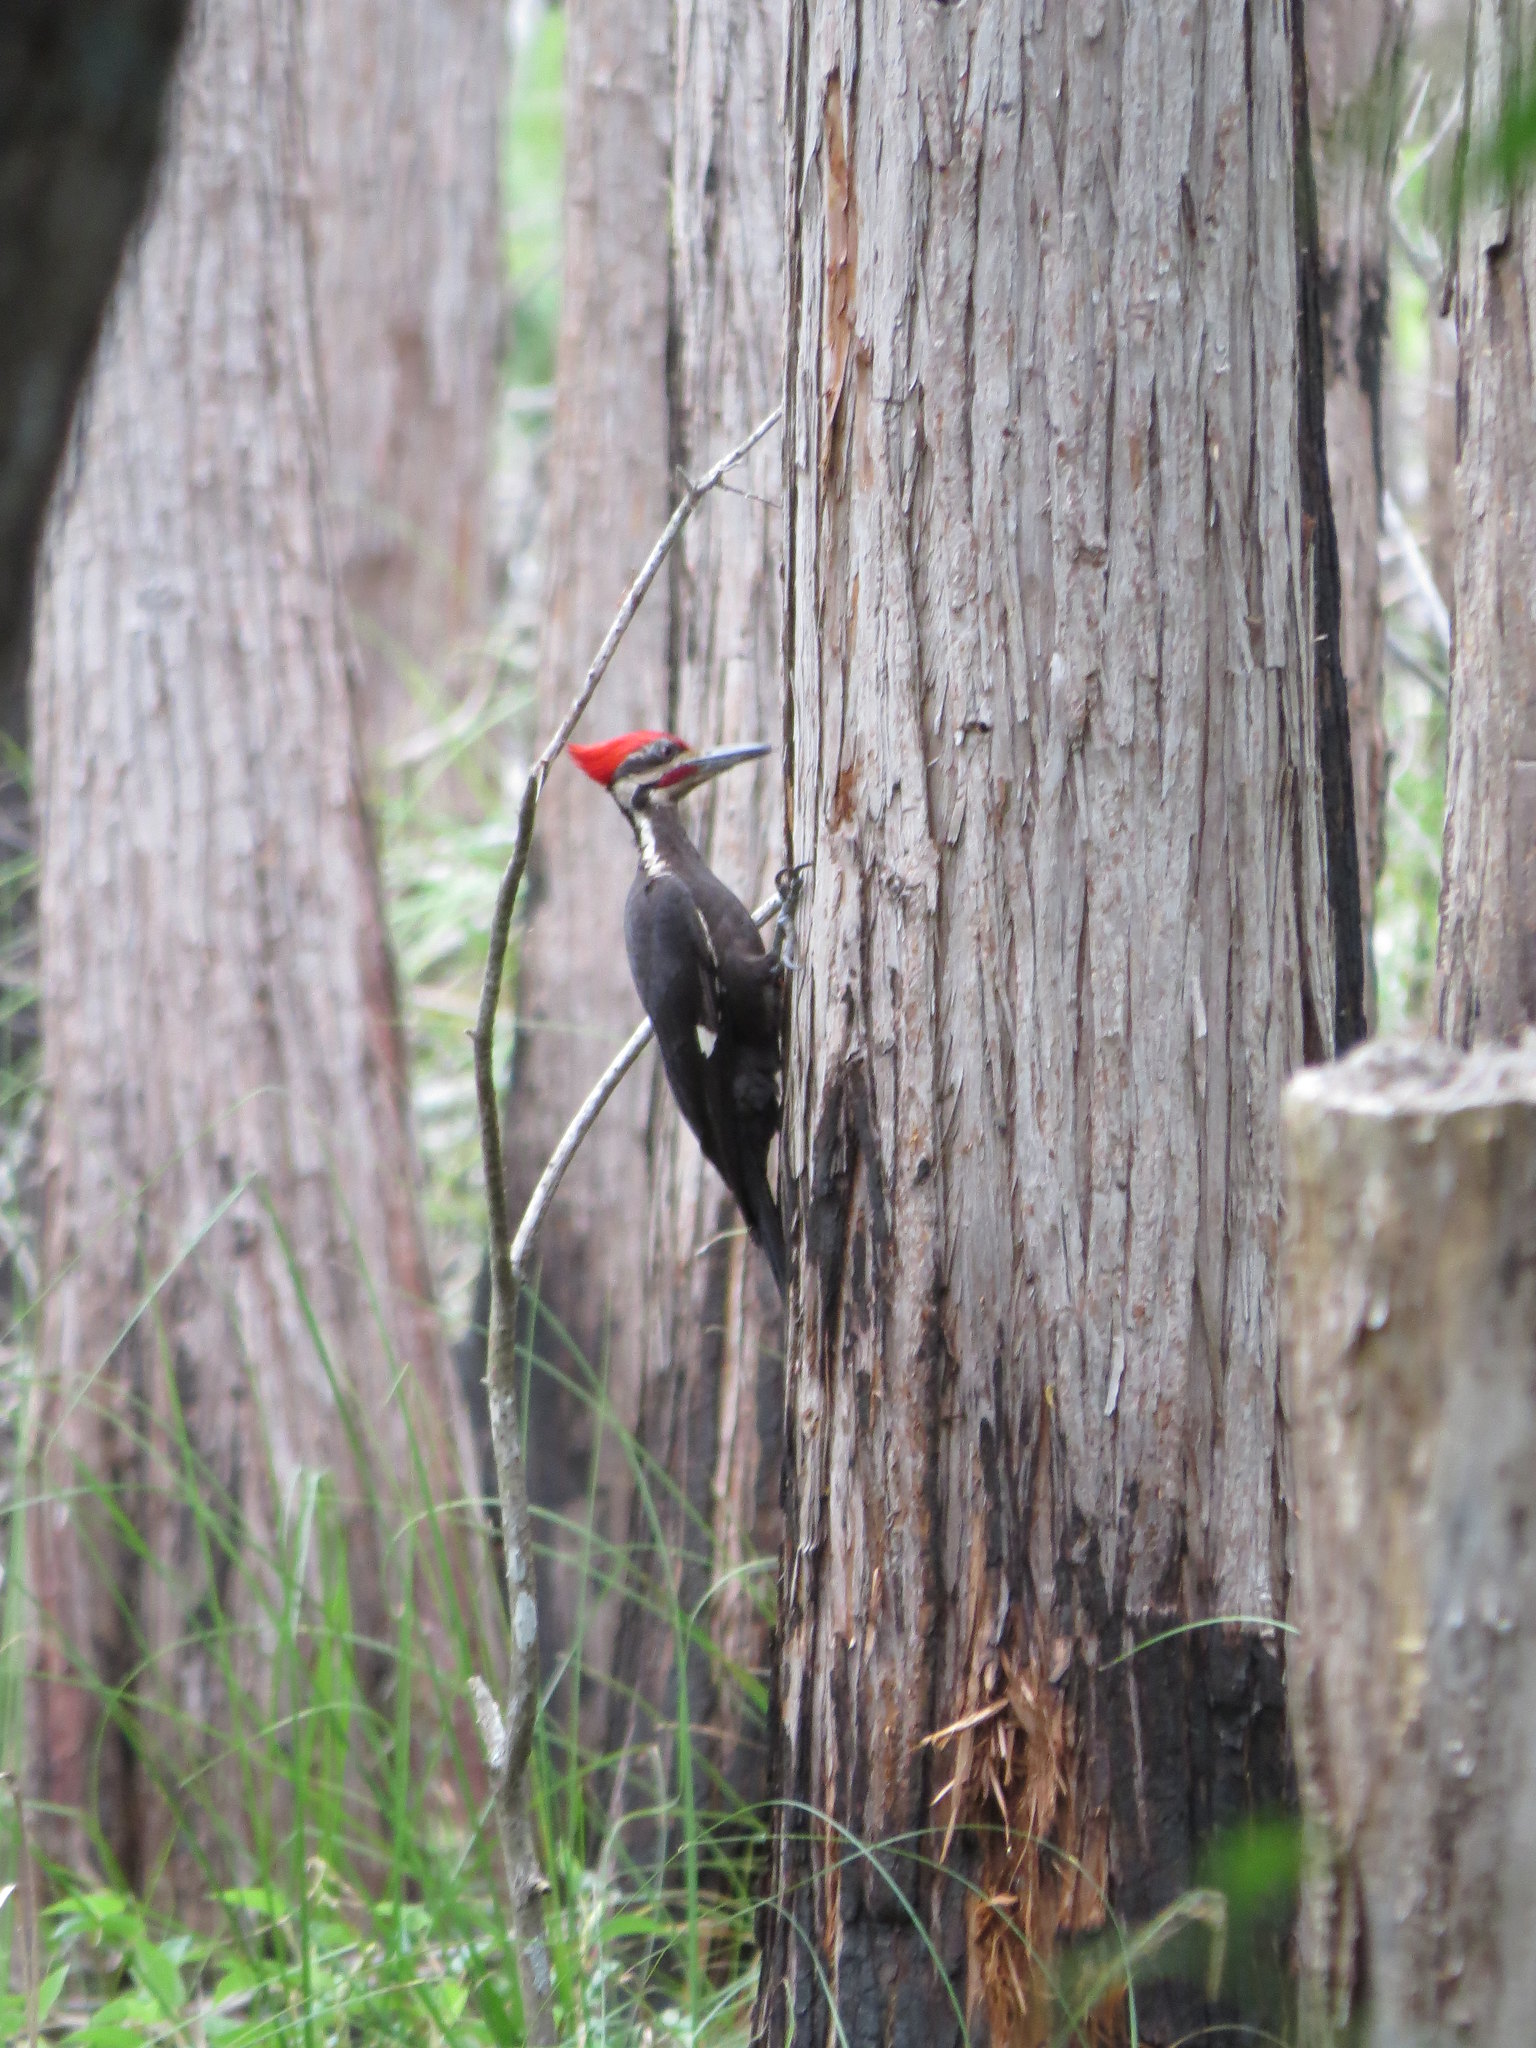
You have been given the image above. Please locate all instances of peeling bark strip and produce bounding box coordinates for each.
[759,4,1356,2044]
[27,0,487,1907]
[1285,1040,1536,2046]
[1437,0,1536,1046]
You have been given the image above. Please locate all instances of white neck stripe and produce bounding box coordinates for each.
[635,812,667,881]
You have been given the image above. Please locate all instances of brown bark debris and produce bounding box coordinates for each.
[930,1644,1114,2048]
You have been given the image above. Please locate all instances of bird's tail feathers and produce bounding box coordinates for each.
[740,1164,786,1299]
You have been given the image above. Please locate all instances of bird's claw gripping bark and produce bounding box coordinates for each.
[772,862,812,971]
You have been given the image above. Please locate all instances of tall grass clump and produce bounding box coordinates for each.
[0,1207,774,2047]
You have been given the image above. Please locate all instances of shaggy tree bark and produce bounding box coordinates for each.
[1307,0,1410,982]
[27,0,485,1905]
[757,6,1363,2045]
[304,0,504,764]
[1436,0,1536,1044]
[1285,1038,1536,2047]
[602,0,786,1829]
[490,0,675,1696]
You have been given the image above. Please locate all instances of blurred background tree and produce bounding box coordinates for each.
[19,0,502,1908]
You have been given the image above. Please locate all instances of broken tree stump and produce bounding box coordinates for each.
[1283,1036,1536,2046]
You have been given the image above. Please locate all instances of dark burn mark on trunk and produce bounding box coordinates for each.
[1066,1575,1295,2044]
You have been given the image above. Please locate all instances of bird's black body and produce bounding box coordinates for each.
[622,801,785,1292]
[570,729,786,1294]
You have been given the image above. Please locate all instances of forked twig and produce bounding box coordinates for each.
[468,405,780,2041]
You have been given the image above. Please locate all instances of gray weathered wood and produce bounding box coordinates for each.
[1437,0,1536,1043]
[1285,1035,1536,2045]
[758,4,1359,2043]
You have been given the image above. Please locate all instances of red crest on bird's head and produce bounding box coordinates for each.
[569,731,681,788]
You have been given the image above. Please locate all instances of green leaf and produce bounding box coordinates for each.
[432,1977,469,2027]
[63,1992,155,2048]
[133,1936,186,2015]
[209,1959,261,2003]
[37,1964,69,2020]
[216,1883,289,1920]
[86,1989,156,2021]
[50,1886,144,1944]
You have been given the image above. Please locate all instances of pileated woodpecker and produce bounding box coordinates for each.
[570,730,786,1294]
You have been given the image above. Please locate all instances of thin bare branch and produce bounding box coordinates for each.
[533,403,783,793]
[467,405,781,2041]
[1381,488,1452,659]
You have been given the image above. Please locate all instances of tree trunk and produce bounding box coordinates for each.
[1285,1037,1536,2047]
[1306,0,1410,999]
[493,0,675,1703]
[27,0,486,1906]
[757,6,1361,2045]
[1436,0,1536,1045]
[601,0,786,1833]
[303,0,505,766]
[0,3,189,1172]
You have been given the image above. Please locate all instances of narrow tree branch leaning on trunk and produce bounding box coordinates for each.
[466,405,781,2039]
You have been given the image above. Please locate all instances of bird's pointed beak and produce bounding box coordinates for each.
[660,740,771,794]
